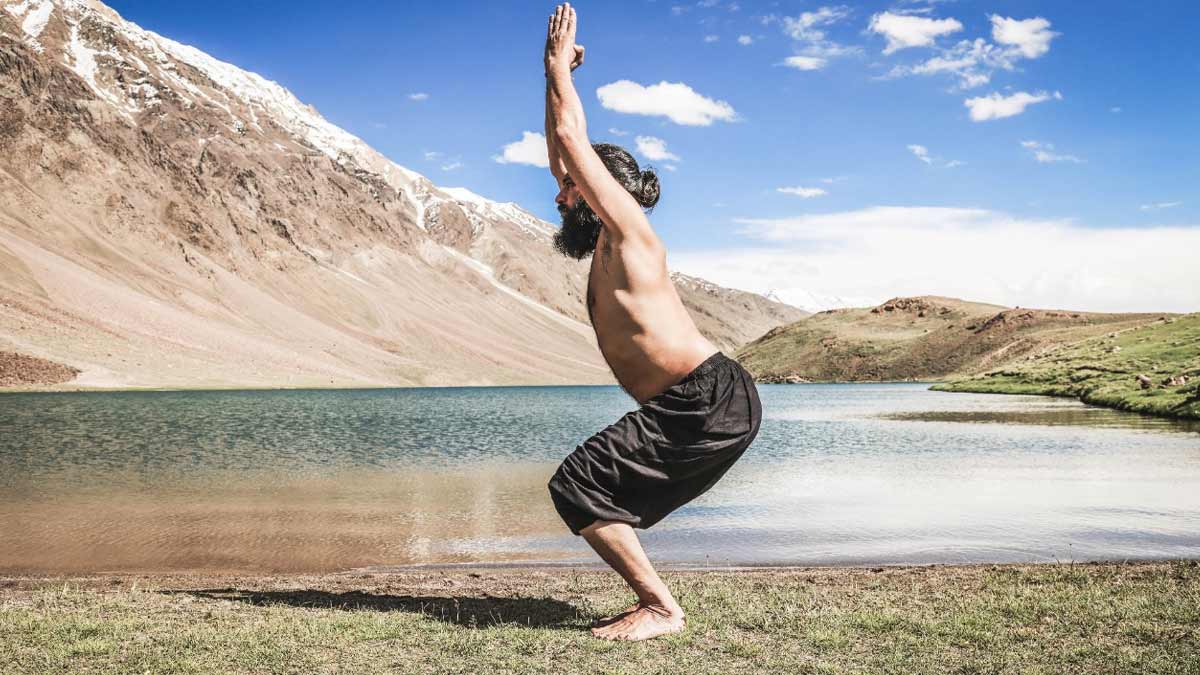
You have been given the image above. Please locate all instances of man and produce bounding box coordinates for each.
[543,4,763,642]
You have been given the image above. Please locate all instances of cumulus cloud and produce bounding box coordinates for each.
[777,186,828,198]
[704,34,720,43]
[738,34,754,45]
[608,127,630,137]
[868,12,962,53]
[669,206,1200,313]
[635,135,681,162]
[964,90,1060,121]
[596,80,737,126]
[492,131,549,168]
[408,92,429,101]
[990,15,1058,59]
[1020,140,1084,164]
[884,16,1059,89]
[781,55,827,71]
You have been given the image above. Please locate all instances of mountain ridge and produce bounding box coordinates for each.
[0,0,805,390]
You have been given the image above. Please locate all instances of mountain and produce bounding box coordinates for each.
[0,0,802,390]
[736,295,1171,383]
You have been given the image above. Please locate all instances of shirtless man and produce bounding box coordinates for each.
[543,4,763,642]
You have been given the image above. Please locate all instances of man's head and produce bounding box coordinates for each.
[554,143,661,259]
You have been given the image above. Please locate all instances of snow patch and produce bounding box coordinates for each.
[20,0,52,41]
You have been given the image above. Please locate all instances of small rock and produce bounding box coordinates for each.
[1136,374,1153,390]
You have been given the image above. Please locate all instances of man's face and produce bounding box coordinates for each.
[553,176,603,259]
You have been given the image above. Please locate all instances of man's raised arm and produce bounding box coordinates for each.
[544,4,661,251]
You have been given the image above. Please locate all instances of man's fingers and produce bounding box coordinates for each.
[567,5,576,37]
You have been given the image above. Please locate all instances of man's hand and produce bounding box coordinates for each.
[545,4,585,75]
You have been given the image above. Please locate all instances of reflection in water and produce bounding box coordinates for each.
[1,384,1198,572]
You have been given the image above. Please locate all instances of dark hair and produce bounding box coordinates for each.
[591,143,660,211]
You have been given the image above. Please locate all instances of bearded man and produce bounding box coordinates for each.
[542,4,763,642]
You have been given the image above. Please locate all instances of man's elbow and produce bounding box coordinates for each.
[553,125,587,149]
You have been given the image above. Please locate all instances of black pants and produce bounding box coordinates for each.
[548,352,762,535]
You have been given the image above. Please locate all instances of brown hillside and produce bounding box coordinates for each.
[736,295,1169,383]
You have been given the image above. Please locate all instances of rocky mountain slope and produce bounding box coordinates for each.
[0,0,801,390]
[737,295,1171,383]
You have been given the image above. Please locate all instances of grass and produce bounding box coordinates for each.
[935,314,1200,420]
[2,561,1198,674]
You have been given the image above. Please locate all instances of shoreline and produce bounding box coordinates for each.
[3,556,1196,582]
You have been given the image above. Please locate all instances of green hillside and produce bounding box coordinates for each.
[934,313,1200,420]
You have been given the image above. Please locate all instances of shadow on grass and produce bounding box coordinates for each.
[162,588,581,629]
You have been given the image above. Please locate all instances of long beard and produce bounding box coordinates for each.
[554,200,603,260]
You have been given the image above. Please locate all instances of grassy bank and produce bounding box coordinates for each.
[2,562,1198,674]
[934,314,1200,420]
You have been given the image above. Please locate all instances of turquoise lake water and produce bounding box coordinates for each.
[1,384,1197,572]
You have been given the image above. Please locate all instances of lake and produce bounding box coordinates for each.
[1,384,1197,573]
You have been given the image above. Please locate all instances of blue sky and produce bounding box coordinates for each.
[106,0,1199,312]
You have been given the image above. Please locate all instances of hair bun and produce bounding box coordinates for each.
[638,169,660,210]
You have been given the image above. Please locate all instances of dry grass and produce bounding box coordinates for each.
[2,561,1198,674]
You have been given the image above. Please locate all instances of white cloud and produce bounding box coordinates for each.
[1141,201,1182,211]
[408,92,429,101]
[492,131,549,168]
[781,55,827,71]
[868,12,962,53]
[884,16,1058,90]
[738,35,754,45]
[777,6,858,67]
[777,186,828,198]
[441,161,463,171]
[782,6,850,42]
[1110,106,1122,113]
[990,15,1058,59]
[1020,140,1084,164]
[596,80,737,126]
[907,144,961,167]
[964,90,1060,121]
[635,135,681,162]
[907,144,932,164]
[669,206,1200,313]
[608,127,630,137]
[423,151,442,160]
[704,34,720,43]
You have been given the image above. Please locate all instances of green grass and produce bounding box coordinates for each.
[934,314,1200,420]
[2,562,1198,674]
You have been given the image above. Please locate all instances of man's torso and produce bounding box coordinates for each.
[586,228,717,404]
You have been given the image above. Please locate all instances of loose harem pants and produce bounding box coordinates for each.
[548,352,762,535]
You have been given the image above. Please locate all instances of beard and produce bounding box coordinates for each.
[553,199,604,260]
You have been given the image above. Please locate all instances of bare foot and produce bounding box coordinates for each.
[590,604,685,641]
[591,602,641,628]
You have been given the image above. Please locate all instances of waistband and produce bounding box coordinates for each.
[674,351,730,386]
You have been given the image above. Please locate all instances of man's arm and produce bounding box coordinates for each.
[545,79,568,184]
[544,5,662,252]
